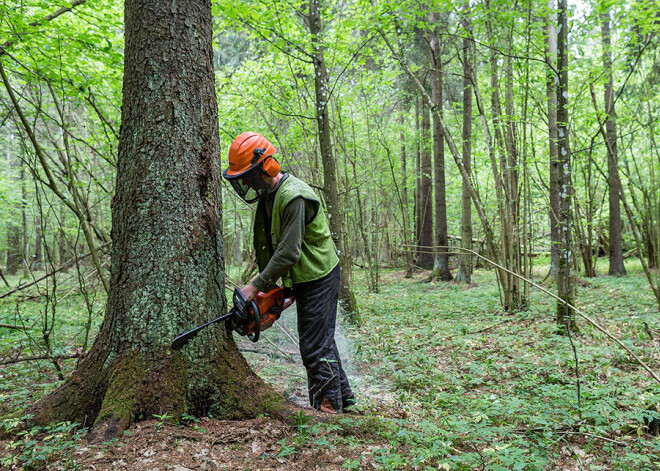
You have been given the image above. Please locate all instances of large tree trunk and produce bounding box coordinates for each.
[456,12,473,285]
[28,0,282,437]
[429,12,452,282]
[309,0,360,324]
[556,0,576,331]
[417,100,434,269]
[601,9,626,276]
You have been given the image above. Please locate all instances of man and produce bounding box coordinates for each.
[222,132,355,414]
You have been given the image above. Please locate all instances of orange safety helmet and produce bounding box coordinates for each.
[224,132,280,178]
[223,132,281,203]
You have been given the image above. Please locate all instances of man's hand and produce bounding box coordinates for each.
[241,283,259,302]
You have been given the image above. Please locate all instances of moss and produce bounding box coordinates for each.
[200,343,286,420]
[94,348,189,436]
[94,350,147,431]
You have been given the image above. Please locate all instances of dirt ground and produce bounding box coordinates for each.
[62,415,379,471]
[0,307,390,470]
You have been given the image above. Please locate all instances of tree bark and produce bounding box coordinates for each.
[28,0,282,437]
[601,8,626,276]
[429,12,452,282]
[556,0,576,331]
[57,204,69,268]
[456,13,473,284]
[546,0,560,281]
[21,158,29,277]
[414,96,421,262]
[308,0,360,324]
[5,131,21,276]
[417,99,434,269]
[34,216,42,271]
[400,106,413,278]
[6,223,21,275]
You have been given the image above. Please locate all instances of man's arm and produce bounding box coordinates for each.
[242,198,305,299]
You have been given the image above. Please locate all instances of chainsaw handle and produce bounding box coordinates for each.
[247,299,260,343]
[282,295,295,310]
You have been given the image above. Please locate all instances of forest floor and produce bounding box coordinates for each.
[1,258,660,470]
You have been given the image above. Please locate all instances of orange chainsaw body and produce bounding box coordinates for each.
[245,286,295,335]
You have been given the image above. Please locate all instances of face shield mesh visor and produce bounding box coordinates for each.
[226,165,270,204]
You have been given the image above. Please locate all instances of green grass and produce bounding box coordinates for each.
[343,261,660,469]
[2,259,660,469]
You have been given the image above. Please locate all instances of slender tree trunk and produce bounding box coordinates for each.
[400,105,413,278]
[417,98,434,269]
[556,0,576,331]
[601,9,626,276]
[546,0,559,280]
[456,13,473,284]
[309,0,359,323]
[429,12,452,282]
[5,132,21,275]
[483,2,523,310]
[414,96,421,263]
[6,224,21,275]
[21,158,29,277]
[34,216,42,271]
[57,204,69,268]
[28,0,283,436]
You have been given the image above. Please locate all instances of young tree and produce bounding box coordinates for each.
[556,0,576,330]
[545,0,559,281]
[5,133,21,275]
[399,105,414,277]
[25,0,282,437]
[308,0,360,323]
[429,11,452,282]
[417,99,434,269]
[601,7,626,276]
[455,12,473,285]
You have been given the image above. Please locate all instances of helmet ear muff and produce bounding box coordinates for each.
[261,156,280,177]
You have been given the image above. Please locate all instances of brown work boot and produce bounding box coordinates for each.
[320,396,337,414]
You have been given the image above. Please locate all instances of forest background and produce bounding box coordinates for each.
[1,0,660,468]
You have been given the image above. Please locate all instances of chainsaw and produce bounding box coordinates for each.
[171,286,295,350]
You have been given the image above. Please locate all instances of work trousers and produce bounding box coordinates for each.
[294,263,354,412]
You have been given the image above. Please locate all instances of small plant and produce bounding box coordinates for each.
[276,438,296,457]
[181,413,200,424]
[0,420,86,469]
[342,458,360,470]
[290,409,312,436]
[153,412,173,429]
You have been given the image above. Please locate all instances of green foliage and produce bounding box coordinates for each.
[1,416,86,469]
[347,263,660,469]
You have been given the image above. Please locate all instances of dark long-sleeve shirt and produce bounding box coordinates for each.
[252,173,319,291]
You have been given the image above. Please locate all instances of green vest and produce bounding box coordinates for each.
[253,175,339,286]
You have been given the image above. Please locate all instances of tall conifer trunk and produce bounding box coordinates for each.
[28,0,282,437]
